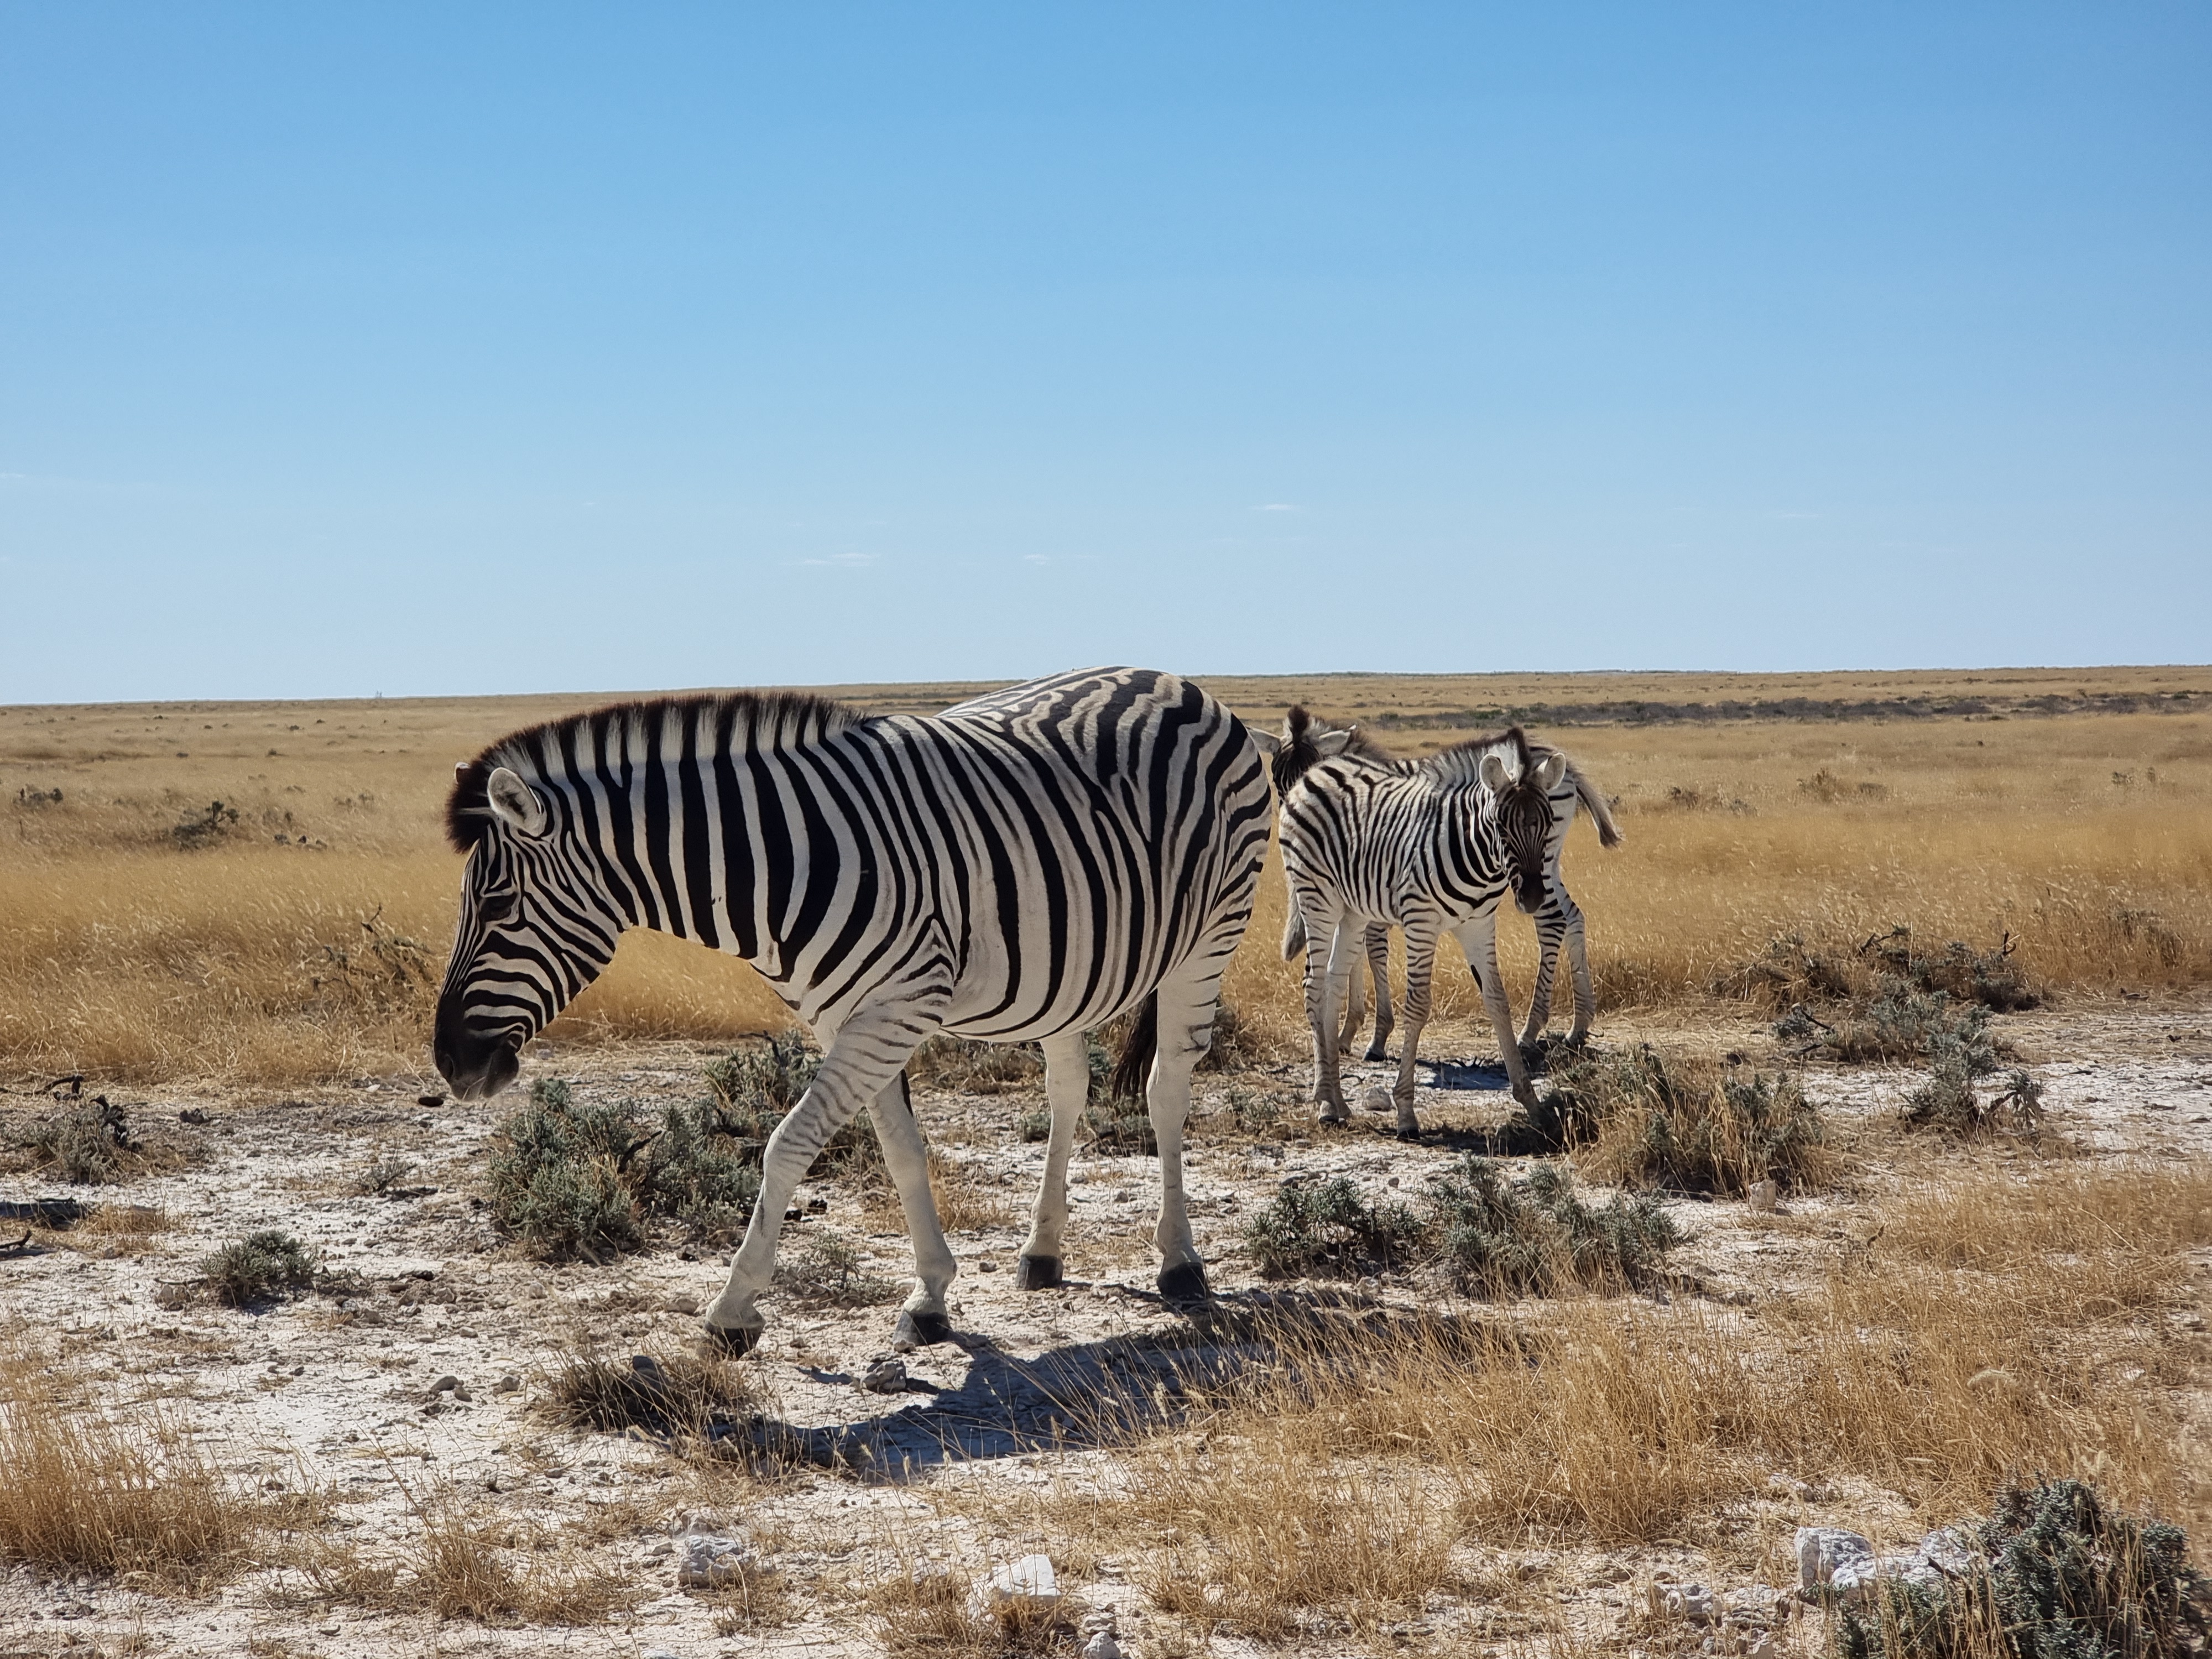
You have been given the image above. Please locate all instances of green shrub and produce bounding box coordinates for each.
[1834,1479,2206,1659]
[1512,1045,1830,1196]
[1902,1053,2045,1139]
[1244,1176,1425,1278]
[200,1229,319,1306]
[705,1032,821,1113]
[483,1079,645,1261]
[1426,1156,1678,1295]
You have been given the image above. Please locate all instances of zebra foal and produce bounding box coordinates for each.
[1278,715,1621,1062]
[1258,708,1619,1138]
[432,667,1271,1354]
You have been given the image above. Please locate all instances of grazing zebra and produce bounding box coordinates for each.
[434,667,1271,1354]
[1257,708,1619,1138]
[1277,719,1622,1063]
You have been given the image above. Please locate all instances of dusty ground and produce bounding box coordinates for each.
[3,997,2209,1659]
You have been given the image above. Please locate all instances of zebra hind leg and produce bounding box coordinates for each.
[1014,1029,1090,1291]
[1146,967,1227,1311]
[865,1074,962,1350]
[1520,902,1568,1051]
[1362,921,1394,1062]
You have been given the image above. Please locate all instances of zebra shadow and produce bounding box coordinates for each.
[704,1289,1503,1480]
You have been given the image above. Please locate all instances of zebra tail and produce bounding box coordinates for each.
[1574,765,1625,849]
[1109,993,1160,1103]
[1281,907,1307,962]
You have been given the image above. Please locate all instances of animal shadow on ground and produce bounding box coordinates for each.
[686,1290,1500,1479]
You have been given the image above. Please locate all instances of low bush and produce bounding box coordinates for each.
[1245,1175,1425,1278]
[482,1079,644,1262]
[1834,1478,2208,1659]
[1784,979,2001,1068]
[1902,1052,2045,1139]
[547,1344,759,1442]
[22,1095,136,1185]
[200,1229,319,1306]
[774,1228,898,1307]
[1427,1156,1678,1295]
[1511,1045,1832,1197]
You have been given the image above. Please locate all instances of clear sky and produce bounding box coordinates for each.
[3,4,2207,703]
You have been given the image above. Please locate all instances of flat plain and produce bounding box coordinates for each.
[2,666,2209,1658]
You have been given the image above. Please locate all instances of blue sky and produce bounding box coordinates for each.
[3,4,2207,703]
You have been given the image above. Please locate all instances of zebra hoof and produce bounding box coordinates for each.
[1014,1254,1063,1291]
[1364,1046,1390,1063]
[1157,1261,1212,1313]
[703,1321,763,1358]
[1395,1119,1423,1143]
[890,1310,955,1353]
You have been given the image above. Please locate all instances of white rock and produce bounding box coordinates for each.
[1917,1526,1976,1577]
[1663,1583,1717,1624]
[967,1553,1060,1617]
[677,1524,752,1588]
[1828,1554,1945,1608]
[1722,1584,1788,1623]
[863,1358,908,1394]
[1359,1086,1395,1114]
[1746,1180,1780,1213]
[1082,1635,1122,1659]
[1796,1526,1874,1592]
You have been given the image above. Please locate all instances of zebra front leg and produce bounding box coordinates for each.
[863,1073,961,1350]
[702,1005,936,1355]
[1303,910,1356,1122]
[1146,967,1223,1311]
[1363,921,1395,1062]
[1389,914,1441,1140]
[1520,900,1569,1050]
[1459,912,1539,1109]
[1014,1030,1090,1291]
[1338,937,1370,1058]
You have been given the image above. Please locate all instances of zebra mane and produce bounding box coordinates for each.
[444,691,865,853]
[1270,706,1396,794]
[1414,724,1537,788]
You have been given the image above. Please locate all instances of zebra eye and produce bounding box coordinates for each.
[479,885,521,924]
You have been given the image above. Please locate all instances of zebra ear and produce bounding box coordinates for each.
[1480,752,1512,792]
[485,767,550,837]
[1313,727,1358,759]
[1249,729,1282,758]
[1537,753,1568,791]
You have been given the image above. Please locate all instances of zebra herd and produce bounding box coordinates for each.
[432,666,1618,1355]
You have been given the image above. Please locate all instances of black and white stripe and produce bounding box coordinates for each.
[1258,708,1618,1137]
[434,667,1271,1350]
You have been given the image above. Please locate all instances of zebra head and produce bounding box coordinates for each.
[1478,731,1568,916]
[433,759,624,1100]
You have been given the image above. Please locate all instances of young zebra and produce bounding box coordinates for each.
[1278,717,1623,1062]
[434,667,1271,1355]
[1259,708,1618,1138]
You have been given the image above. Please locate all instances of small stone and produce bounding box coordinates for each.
[1829,1554,1945,1606]
[1746,1179,1779,1213]
[862,1358,908,1394]
[1082,1635,1123,1659]
[1663,1583,1717,1625]
[179,1108,210,1125]
[1745,1636,1776,1659]
[1796,1526,1875,1593]
[1917,1526,1975,1577]
[451,1386,472,1403]
[491,1374,521,1395]
[1722,1584,1788,1623]
[153,1282,192,1310]
[980,1259,999,1272]
[1359,1086,1394,1114]
[677,1522,752,1589]
[665,1292,701,1316]
[416,1093,445,1108]
[968,1553,1059,1618]
[428,1374,461,1395]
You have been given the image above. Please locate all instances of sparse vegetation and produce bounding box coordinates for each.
[774,1227,899,1307]
[546,1344,759,1441]
[482,1079,644,1261]
[0,1359,264,1584]
[1834,1479,2208,1659]
[18,1094,137,1184]
[1244,1174,1425,1277]
[1514,1044,1832,1196]
[1427,1155,1679,1294]
[199,1229,320,1306]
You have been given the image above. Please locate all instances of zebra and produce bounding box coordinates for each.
[432,667,1272,1355]
[1256,707,1619,1138]
[1275,714,1622,1067]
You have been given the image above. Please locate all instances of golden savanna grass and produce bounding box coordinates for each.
[1020,1160,2212,1639]
[0,1350,267,1585]
[3,665,2209,1084]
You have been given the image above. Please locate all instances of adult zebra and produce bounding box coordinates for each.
[433,667,1271,1355]
[1259,708,1617,1138]
[1275,714,1622,1063]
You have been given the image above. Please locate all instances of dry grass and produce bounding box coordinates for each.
[3,669,2208,1085]
[288,1473,632,1625]
[869,1562,1084,1658]
[0,1353,264,1585]
[1035,1157,2210,1635]
[862,1147,1020,1233]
